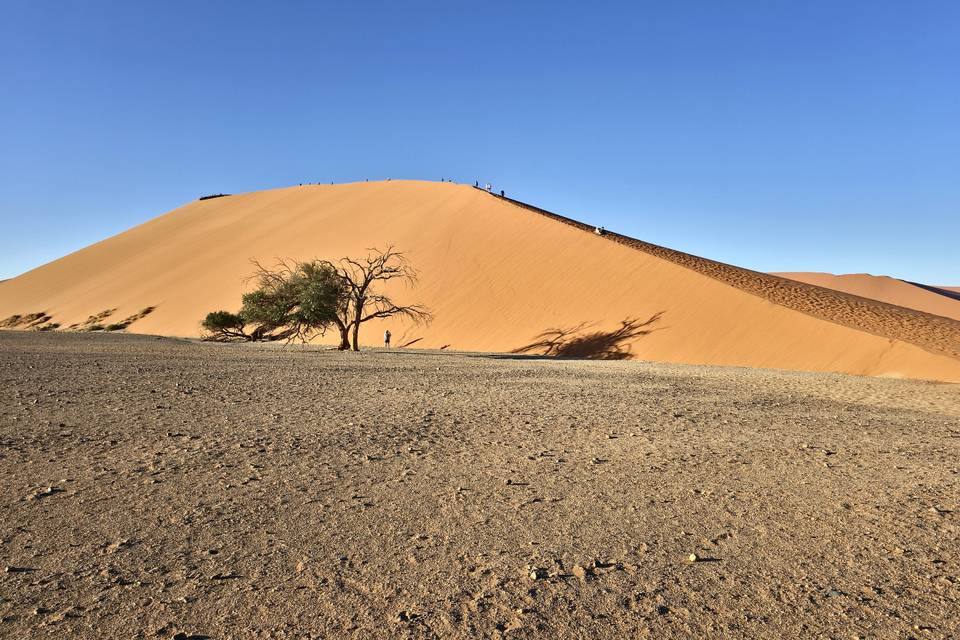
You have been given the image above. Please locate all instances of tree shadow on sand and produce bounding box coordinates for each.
[510,311,665,360]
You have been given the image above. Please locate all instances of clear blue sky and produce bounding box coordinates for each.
[1,1,957,283]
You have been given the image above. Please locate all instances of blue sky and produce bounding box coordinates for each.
[1,1,957,283]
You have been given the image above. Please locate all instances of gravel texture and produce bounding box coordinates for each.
[1,331,959,639]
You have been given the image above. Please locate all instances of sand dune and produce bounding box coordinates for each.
[1,180,959,381]
[774,272,960,322]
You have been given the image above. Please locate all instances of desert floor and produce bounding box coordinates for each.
[1,332,959,639]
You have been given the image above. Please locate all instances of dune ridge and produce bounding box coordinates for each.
[1,180,959,381]
[772,272,960,322]
[488,190,960,360]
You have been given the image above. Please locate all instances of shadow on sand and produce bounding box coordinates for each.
[906,281,960,303]
[507,312,666,360]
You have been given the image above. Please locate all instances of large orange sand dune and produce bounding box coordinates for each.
[1,180,959,381]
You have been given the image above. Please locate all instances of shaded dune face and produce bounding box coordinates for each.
[774,272,960,323]
[1,180,959,381]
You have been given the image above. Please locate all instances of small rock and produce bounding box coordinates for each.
[395,610,418,623]
[688,553,700,563]
[571,564,590,580]
[29,486,64,500]
[5,566,34,573]
[106,539,132,554]
[528,567,547,580]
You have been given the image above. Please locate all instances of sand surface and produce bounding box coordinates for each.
[2,332,959,638]
[1,181,959,381]
[774,272,960,322]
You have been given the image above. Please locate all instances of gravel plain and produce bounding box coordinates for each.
[1,331,959,639]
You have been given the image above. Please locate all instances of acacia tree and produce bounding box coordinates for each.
[202,248,429,350]
[320,246,431,351]
[201,259,346,342]
[241,259,346,342]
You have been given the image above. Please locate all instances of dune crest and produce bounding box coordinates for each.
[774,272,960,322]
[1,180,959,381]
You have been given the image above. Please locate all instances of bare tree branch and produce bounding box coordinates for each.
[330,246,431,351]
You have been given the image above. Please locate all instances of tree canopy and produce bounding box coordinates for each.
[201,247,430,350]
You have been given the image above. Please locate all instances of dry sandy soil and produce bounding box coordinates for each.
[2,332,959,639]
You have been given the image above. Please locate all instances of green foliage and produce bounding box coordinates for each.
[285,261,345,326]
[202,260,347,342]
[202,310,245,332]
[201,310,249,341]
[239,260,345,341]
[239,288,291,330]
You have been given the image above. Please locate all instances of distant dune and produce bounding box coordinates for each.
[2,180,959,381]
[774,272,960,322]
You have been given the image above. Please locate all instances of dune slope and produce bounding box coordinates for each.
[774,272,960,322]
[1,180,959,381]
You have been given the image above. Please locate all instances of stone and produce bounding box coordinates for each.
[5,566,33,574]
[395,610,418,623]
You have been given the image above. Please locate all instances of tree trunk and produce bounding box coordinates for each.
[351,321,360,351]
[351,296,365,351]
[338,326,350,350]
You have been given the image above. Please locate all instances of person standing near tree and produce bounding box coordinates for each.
[384,329,391,348]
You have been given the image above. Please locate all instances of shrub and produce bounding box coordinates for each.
[201,311,250,342]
